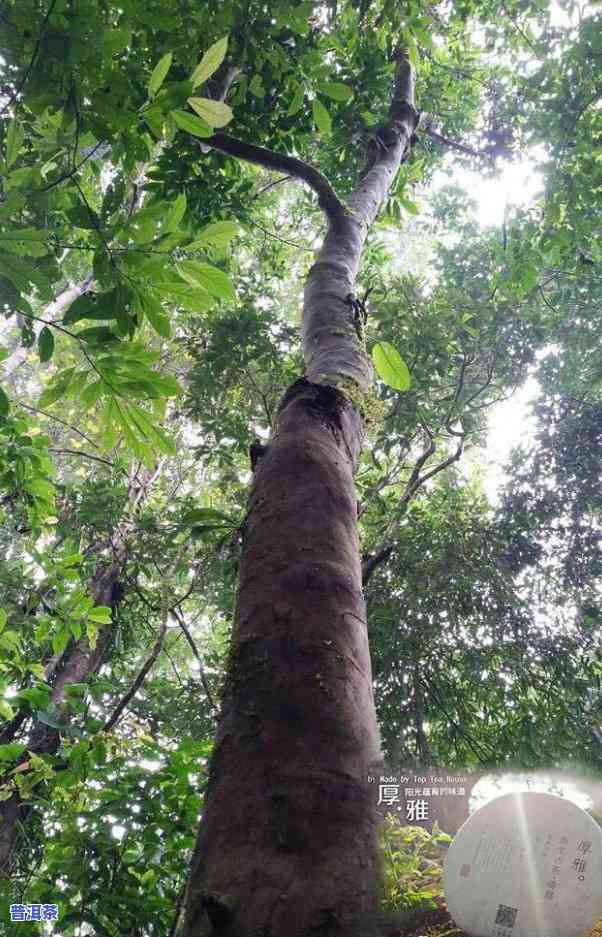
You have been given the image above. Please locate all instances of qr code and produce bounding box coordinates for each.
[495,904,518,928]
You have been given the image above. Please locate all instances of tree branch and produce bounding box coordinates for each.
[170,607,218,716]
[399,426,437,505]
[40,141,106,193]
[390,48,416,115]
[103,611,168,732]
[199,133,345,223]
[49,448,113,467]
[410,438,464,492]
[361,546,393,587]
[422,125,492,160]
[16,402,100,449]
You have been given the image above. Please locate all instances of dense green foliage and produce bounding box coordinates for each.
[0,0,601,933]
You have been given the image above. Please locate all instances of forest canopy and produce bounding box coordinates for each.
[0,0,601,934]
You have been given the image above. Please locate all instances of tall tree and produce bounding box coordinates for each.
[181,50,419,937]
[0,1,601,936]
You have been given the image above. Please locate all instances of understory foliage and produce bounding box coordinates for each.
[381,818,451,915]
[0,0,601,933]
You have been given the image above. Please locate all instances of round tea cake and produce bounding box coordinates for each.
[443,791,602,937]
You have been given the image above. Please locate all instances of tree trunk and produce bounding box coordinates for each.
[183,380,383,937]
[182,53,418,937]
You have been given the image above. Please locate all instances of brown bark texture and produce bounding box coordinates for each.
[183,54,418,937]
[183,381,384,937]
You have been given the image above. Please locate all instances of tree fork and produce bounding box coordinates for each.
[182,53,419,937]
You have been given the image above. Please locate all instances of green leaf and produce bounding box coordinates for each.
[0,742,26,762]
[187,220,238,250]
[103,27,131,55]
[312,98,331,135]
[64,289,124,326]
[113,400,155,463]
[0,700,15,721]
[406,35,420,70]
[372,341,411,391]
[127,403,176,454]
[0,385,9,419]
[188,97,233,128]
[0,630,21,653]
[181,507,236,525]
[164,192,187,233]
[38,366,76,408]
[249,74,264,98]
[176,260,235,300]
[0,252,51,298]
[36,707,67,729]
[18,686,52,709]
[143,104,166,139]
[81,379,104,409]
[154,279,214,312]
[148,51,173,98]
[28,477,54,498]
[191,36,228,89]
[398,195,420,215]
[170,109,213,138]
[287,87,305,116]
[76,326,120,345]
[0,228,49,257]
[145,373,182,397]
[138,290,171,338]
[60,554,82,567]
[5,118,24,168]
[88,606,112,624]
[520,265,538,292]
[316,81,353,102]
[0,609,5,632]
[38,326,54,363]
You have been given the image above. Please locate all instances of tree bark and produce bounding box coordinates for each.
[183,381,383,937]
[182,55,418,937]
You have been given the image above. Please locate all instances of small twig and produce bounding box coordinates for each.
[17,309,121,396]
[501,2,538,51]
[70,78,81,173]
[410,438,464,490]
[400,425,437,505]
[253,174,293,199]
[41,142,105,193]
[103,611,168,732]
[170,607,218,716]
[17,310,81,343]
[251,218,314,251]
[48,447,113,467]
[15,402,100,449]
[423,126,492,160]
[73,180,116,271]
[241,366,273,427]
